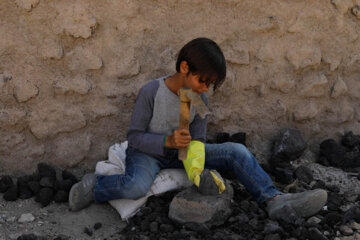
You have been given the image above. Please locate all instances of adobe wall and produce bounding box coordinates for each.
[1,0,360,174]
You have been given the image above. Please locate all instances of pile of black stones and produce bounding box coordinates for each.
[11,130,360,239]
[0,163,78,207]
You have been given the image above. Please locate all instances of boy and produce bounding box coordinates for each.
[69,38,327,219]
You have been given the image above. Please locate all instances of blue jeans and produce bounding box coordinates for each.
[94,142,281,203]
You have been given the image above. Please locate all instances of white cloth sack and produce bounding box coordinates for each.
[95,142,191,220]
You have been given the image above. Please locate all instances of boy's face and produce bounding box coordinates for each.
[184,73,210,94]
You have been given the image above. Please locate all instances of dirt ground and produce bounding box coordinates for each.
[0,195,128,240]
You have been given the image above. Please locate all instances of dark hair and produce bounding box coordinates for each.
[176,38,226,91]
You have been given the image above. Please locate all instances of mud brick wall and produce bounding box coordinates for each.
[1,0,360,174]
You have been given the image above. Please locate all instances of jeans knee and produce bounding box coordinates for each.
[125,178,151,200]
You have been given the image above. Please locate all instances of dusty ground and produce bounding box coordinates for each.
[0,192,127,240]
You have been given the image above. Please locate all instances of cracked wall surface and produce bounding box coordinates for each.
[1,0,360,174]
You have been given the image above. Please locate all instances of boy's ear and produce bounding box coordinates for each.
[179,61,189,74]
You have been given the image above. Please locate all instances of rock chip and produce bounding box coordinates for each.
[294,165,314,184]
[13,80,39,103]
[0,175,14,193]
[18,213,35,223]
[340,225,354,236]
[331,77,348,99]
[3,185,18,201]
[308,227,328,240]
[300,73,328,98]
[37,163,57,180]
[35,187,54,207]
[286,46,321,69]
[29,102,86,139]
[169,181,233,227]
[54,190,68,203]
[270,128,307,167]
[307,216,322,225]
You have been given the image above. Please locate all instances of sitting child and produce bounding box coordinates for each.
[69,37,327,220]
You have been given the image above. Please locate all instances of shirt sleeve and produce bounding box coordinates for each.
[126,80,166,156]
[189,93,208,143]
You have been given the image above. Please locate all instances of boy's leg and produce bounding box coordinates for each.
[94,147,161,202]
[69,147,161,211]
[204,142,327,219]
[204,142,281,203]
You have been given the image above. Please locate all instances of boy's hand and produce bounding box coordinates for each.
[165,129,192,149]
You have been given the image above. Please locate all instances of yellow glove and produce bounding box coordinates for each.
[182,141,226,194]
[182,140,205,187]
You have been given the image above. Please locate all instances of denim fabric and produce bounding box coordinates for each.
[93,142,281,203]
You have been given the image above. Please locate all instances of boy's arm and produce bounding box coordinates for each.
[189,93,208,143]
[127,81,166,156]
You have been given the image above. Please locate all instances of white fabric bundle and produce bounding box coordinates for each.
[95,142,191,220]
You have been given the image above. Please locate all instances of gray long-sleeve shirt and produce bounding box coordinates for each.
[127,76,208,157]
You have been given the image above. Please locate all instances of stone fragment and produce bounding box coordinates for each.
[35,187,54,207]
[343,206,360,223]
[37,163,57,180]
[53,74,92,95]
[0,108,26,127]
[265,234,281,240]
[28,181,40,194]
[307,216,322,225]
[14,0,39,11]
[270,77,295,93]
[169,181,233,228]
[294,165,314,184]
[17,233,39,240]
[352,5,360,19]
[56,3,97,38]
[18,213,35,223]
[224,44,249,65]
[320,139,349,168]
[293,102,319,122]
[67,46,102,72]
[286,46,321,69]
[39,177,55,188]
[331,0,353,14]
[341,131,360,148]
[340,225,354,236]
[198,169,222,196]
[310,163,360,195]
[215,132,230,143]
[331,77,348,99]
[62,170,78,184]
[349,221,360,230]
[0,175,14,193]
[29,102,86,139]
[54,179,73,192]
[308,227,328,240]
[13,80,39,103]
[150,221,159,233]
[300,73,328,98]
[270,128,307,167]
[263,220,283,234]
[276,205,304,226]
[229,132,246,145]
[39,40,63,60]
[54,190,68,203]
[3,185,18,201]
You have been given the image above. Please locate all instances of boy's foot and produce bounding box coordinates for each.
[69,173,97,211]
[266,189,327,219]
